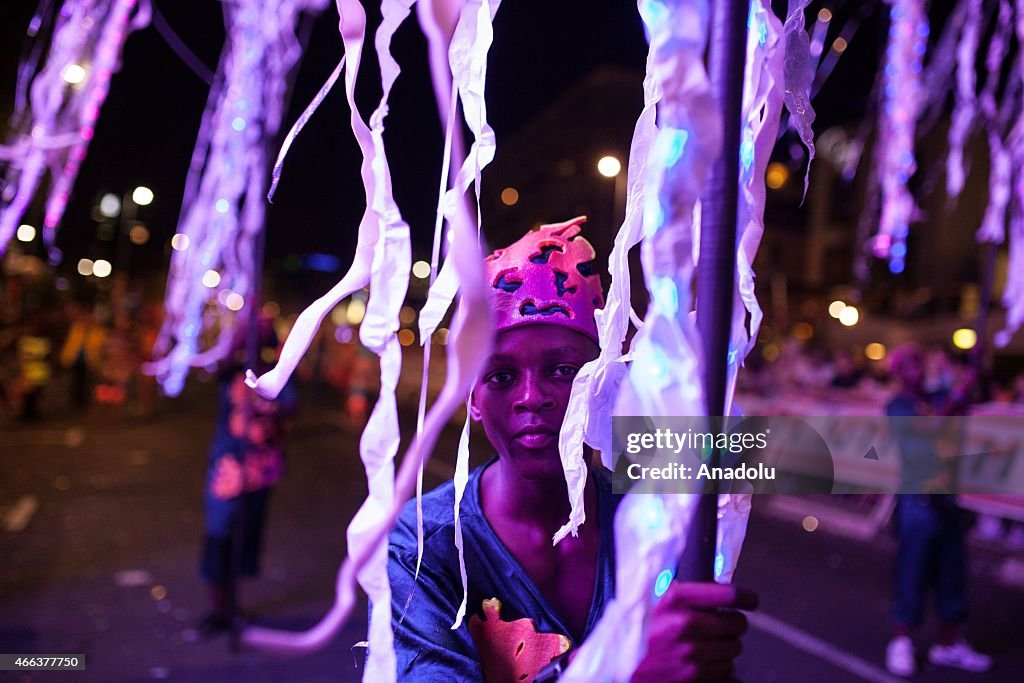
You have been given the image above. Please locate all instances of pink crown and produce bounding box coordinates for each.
[484,216,604,343]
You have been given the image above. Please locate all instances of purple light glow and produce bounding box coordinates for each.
[0,0,148,260]
[146,0,328,395]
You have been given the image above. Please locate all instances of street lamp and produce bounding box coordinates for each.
[132,186,154,206]
[597,155,622,178]
[597,155,625,230]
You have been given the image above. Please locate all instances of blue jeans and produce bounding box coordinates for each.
[893,495,967,628]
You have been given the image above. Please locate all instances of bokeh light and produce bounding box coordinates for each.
[346,299,366,325]
[792,322,813,340]
[397,329,415,346]
[132,186,154,206]
[411,260,431,279]
[201,270,221,288]
[61,63,86,84]
[838,306,859,326]
[99,193,121,217]
[92,259,112,278]
[865,343,887,361]
[952,328,977,350]
[225,292,244,311]
[16,224,36,242]
[597,155,622,178]
[129,224,149,245]
[500,187,519,206]
[765,162,789,189]
[170,233,190,251]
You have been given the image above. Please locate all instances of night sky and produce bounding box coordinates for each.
[1,0,938,285]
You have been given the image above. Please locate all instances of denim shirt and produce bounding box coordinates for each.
[387,458,621,681]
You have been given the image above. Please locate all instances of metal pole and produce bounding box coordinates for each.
[682,0,748,583]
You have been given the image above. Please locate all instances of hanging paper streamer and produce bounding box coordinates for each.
[946,0,982,197]
[918,0,964,132]
[242,0,497,667]
[562,0,721,679]
[994,0,1024,347]
[871,0,927,275]
[552,15,662,546]
[976,0,1012,246]
[729,0,784,408]
[0,0,149,259]
[781,0,816,195]
[414,0,478,597]
[415,0,502,629]
[243,0,388,405]
[146,0,328,396]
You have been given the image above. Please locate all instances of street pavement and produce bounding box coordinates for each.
[1,378,1022,682]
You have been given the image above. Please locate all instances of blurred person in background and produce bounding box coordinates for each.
[1013,372,1024,405]
[16,319,52,421]
[93,311,138,419]
[884,343,991,677]
[59,302,106,410]
[922,345,955,396]
[135,303,162,419]
[344,343,377,431]
[196,316,298,637]
[830,348,863,389]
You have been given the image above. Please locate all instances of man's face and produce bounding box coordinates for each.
[470,325,599,479]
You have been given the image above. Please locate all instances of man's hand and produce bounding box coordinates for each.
[631,582,758,683]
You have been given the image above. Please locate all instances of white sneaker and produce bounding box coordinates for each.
[886,636,916,677]
[927,640,993,672]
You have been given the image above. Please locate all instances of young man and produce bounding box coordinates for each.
[389,218,756,682]
[884,343,992,677]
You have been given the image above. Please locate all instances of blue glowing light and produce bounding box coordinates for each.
[639,0,669,27]
[215,198,230,214]
[648,346,670,380]
[891,242,907,258]
[301,253,341,273]
[661,128,690,167]
[653,277,680,315]
[644,200,665,237]
[714,553,725,579]
[642,497,667,531]
[889,259,905,274]
[654,568,674,597]
[740,130,755,171]
[231,117,246,132]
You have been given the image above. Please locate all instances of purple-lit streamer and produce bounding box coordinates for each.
[242,1,497,670]
[0,0,148,259]
[146,0,328,396]
[994,0,1024,346]
[267,56,345,202]
[872,0,927,274]
[563,0,719,679]
[946,0,981,197]
[977,0,1012,245]
[782,0,816,194]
